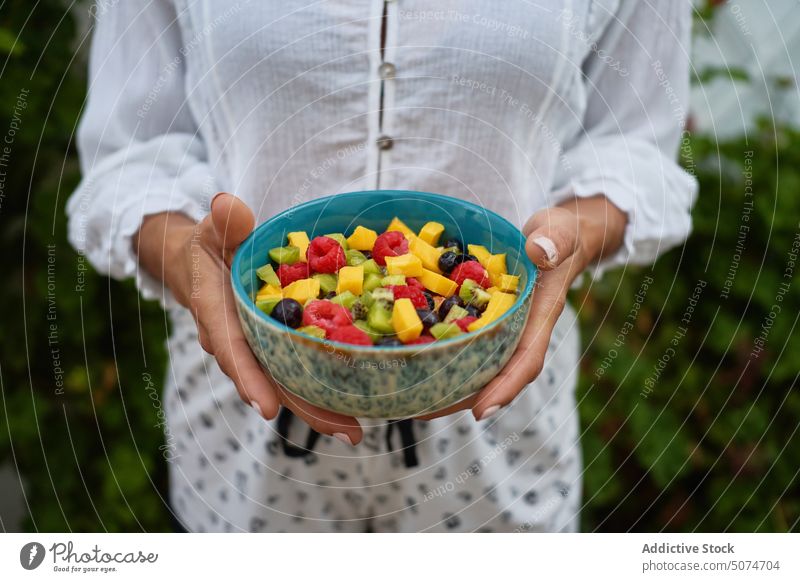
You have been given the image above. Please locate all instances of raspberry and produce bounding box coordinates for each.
[408,335,435,345]
[307,236,346,274]
[455,316,478,332]
[372,231,409,266]
[388,285,428,309]
[276,262,309,287]
[328,325,372,346]
[302,300,352,335]
[406,277,424,291]
[449,260,489,287]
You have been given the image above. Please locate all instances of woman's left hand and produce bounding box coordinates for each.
[417,194,627,422]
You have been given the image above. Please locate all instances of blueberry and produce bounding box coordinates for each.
[465,305,481,318]
[458,253,479,265]
[438,251,460,274]
[324,291,337,300]
[423,291,435,311]
[416,308,440,331]
[443,239,463,253]
[362,250,372,260]
[271,299,303,328]
[376,337,404,347]
[438,295,465,320]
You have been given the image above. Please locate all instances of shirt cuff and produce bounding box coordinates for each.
[113,192,208,310]
[551,176,637,283]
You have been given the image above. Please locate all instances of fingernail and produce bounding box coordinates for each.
[333,432,354,446]
[210,192,225,211]
[531,236,558,265]
[478,404,501,421]
[250,400,264,418]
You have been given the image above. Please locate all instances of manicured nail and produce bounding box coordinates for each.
[478,404,501,421]
[250,400,264,418]
[210,192,225,210]
[531,236,558,265]
[333,432,354,446]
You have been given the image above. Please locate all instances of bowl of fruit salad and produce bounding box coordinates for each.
[231,190,537,418]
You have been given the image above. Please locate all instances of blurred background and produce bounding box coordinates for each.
[1,0,798,532]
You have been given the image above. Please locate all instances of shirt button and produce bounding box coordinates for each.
[378,62,396,80]
[376,135,394,150]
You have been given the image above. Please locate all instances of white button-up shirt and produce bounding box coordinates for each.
[66,0,697,532]
[68,0,696,305]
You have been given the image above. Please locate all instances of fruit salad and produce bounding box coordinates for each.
[252,217,521,346]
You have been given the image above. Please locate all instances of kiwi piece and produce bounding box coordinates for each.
[363,272,383,292]
[331,290,358,310]
[371,287,394,304]
[471,288,492,309]
[459,279,479,303]
[312,273,338,295]
[256,296,281,316]
[256,264,281,287]
[367,301,394,334]
[430,322,463,340]
[346,249,367,266]
[361,259,382,275]
[443,304,469,324]
[268,245,300,265]
[381,274,406,286]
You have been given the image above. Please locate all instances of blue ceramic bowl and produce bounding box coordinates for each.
[232,190,537,418]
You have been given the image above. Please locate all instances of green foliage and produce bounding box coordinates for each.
[574,122,800,531]
[0,2,172,532]
[1,3,797,533]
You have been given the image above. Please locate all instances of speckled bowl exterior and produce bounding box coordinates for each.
[232,190,537,419]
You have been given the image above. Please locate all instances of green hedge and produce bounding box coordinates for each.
[577,121,800,531]
[1,2,797,532]
[1,1,172,531]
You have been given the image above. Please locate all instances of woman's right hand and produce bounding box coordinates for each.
[134,193,363,445]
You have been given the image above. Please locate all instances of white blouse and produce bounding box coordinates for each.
[68,0,696,308]
[66,0,697,532]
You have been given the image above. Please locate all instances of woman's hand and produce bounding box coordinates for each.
[418,194,628,422]
[133,193,363,445]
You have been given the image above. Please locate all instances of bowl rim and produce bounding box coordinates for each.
[231,189,537,352]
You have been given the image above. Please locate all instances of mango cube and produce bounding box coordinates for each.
[336,265,364,296]
[485,253,507,276]
[256,283,282,299]
[497,273,519,293]
[418,221,445,246]
[282,278,320,305]
[287,231,310,262]
[418,268,458,297]
[385,253,423,277]
[486,286,501,295]
[346,225,378,251]
[467,291,517,331]
[409,236,443,273]
[468,244,492,266]
[386,217,416,239]
[485,253,508,286]
[392,298,423,343]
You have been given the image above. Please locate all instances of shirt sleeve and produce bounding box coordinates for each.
[550,0,699,280]
[66,0,214,309]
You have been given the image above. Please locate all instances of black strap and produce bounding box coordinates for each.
[277,408,419,468]
[386,419,419,468]
[276,406,321,457]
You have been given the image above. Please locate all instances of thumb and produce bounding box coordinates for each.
[522,207,580,271]
[210,192,255,266]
